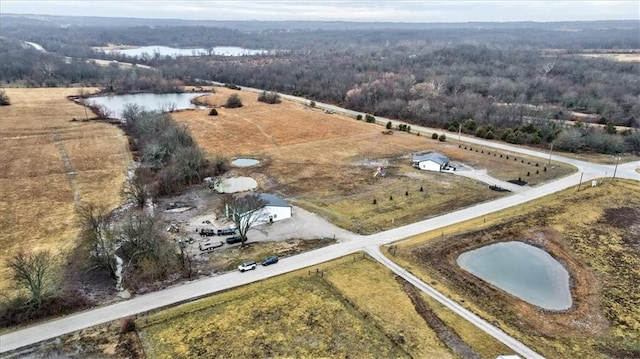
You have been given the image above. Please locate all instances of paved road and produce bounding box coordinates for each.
[366,246,545,359]
[2,88,638,356]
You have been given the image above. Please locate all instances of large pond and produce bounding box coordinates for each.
[457,241,572,310]
[86,92,209,119]
[101,45,267,58]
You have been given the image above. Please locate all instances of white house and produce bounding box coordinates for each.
[257,193,292,225]
[226,193,292,227]
[412,152,450,172]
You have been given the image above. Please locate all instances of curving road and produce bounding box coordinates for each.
[2,88,638,357]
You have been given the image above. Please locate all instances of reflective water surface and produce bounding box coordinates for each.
[457,241,572,310]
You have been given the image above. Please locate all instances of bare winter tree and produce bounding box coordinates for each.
[117,212,177,284]
[76,203,118,279]
[8,250,55,309]
[94,104,113,120]
[225,193,267,246]
[122,173,149,208]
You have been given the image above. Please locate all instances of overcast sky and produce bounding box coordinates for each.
[1,1,638,22]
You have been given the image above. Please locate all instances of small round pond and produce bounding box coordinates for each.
[231,158,260,167]
[457,241,572,310]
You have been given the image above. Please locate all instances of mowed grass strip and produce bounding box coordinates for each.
[0,88,131,293]
[138,262,410,358]
[390,179,640,358]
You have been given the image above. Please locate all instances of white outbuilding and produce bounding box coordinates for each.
[412,152,450,172]
[257,193,292,224]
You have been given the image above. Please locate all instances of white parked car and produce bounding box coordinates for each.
[238,260,257,272]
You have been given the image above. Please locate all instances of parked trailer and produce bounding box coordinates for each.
[199,241,224,252]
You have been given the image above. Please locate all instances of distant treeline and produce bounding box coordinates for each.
[1,18,639,154]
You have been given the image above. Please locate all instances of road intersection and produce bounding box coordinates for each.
[1,90,638,357]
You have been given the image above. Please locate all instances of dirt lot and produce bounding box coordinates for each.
[0,88,131,294]
[392,179,640,358]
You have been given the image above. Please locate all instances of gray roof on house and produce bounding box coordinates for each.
[259,193,291,208]
[412,152,449,165]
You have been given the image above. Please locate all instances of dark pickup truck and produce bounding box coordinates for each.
[217,227,236,236]
[225,235,243,244]
[199,228,216,237]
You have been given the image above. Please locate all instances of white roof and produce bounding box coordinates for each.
[412,152,449,165]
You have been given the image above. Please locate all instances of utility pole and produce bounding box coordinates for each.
[613,155,620,181]
[548,141,554,166]
[577,172,584,191]
[458,123,462,143]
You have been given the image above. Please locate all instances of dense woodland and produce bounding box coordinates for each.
[1,15,639,154]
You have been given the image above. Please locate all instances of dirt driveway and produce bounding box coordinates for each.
[245,206,358,243]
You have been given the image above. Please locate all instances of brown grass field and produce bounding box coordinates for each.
[175,88,573,233]
[0,88,131,293]
[132,255,513,359]
[390,179,640,358]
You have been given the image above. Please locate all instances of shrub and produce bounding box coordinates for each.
[530,134,542,144]
[209,108,218,116]
[386,121,392,129]
[438,134,446,142]
[463,118,477,132]
[356,114,363,121]
[0,90,11,106]
[365,114,376,123]
[257,91,281,104]
[475,126,487,138]
[225,94,243,108]
[432,133,439,140]
[225,83,241,90]
[120,316,136,334]
[554,128,585,153]
[373,198,377,205]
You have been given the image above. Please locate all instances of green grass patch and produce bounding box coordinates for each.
[295,168,505,234]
